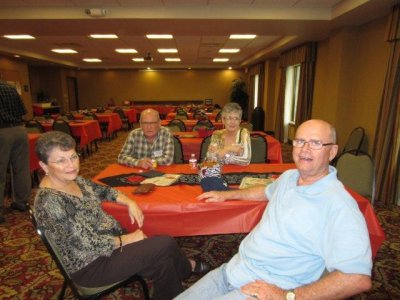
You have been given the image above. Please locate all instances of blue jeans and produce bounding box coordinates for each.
[174,264,247,300]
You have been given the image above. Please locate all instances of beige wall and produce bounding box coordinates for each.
[75,69,243,109]
[0,56,33,118]
[313,16,390,151]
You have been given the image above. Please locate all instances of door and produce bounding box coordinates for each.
[67,77,79,111]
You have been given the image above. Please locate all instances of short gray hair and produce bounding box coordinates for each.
[35,131,76,163]
[222,102,243,119]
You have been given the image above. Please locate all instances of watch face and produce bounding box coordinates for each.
[286,291,296,300]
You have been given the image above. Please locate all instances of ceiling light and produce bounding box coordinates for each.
[228,67,232,70]
[89,34,118,39]
[4,34,35,39]
[165,58,181,62]
[146,34,173,39]
[83,58,102,62]
[52,49,77,54]
[132,58,144,62]
[229,34,257,39]
[158,48,178,53]
[219,48,240,53]
[116,48,137,53]
[213,58,229,62]
[14,55,20,58]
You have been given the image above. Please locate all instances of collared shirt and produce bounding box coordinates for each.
[0,82,27,125]
[118,126,174,167]
[226,166,372,289]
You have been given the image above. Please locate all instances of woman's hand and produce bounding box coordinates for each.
[122,229,147,246]
[241,280,285,300]
[127,200,144,228]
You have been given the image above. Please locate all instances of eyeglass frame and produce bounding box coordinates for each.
[292,138,335,150]
[48,153,80,166]
[222,116,241,122]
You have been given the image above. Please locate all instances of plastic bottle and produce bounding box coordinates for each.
[189,153,198,169]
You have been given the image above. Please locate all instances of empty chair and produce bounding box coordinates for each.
[342,127,366,154]
[84,113,109,140]
[29,210,150,300]
[173,136,185,164]
[195,119,214,129]
[113,107,131,130]
[335,150,375,204]
[168,119,186,132]
[250,134,268,163]
[65,113,75,120]
[25,119,45,133]
[199,135,212,162]
[215,111,222,122]
[175,109,188,120]
[193,109,207,120]
[52,119,85,158]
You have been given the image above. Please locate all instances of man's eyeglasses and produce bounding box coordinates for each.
[292,139,334,150]
[48,153,80,167]
[141,121,159,126]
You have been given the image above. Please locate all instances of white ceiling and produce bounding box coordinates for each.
[0,0,397,70]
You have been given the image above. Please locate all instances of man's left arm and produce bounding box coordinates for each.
[241,271,371,300]
[155,129,174,165]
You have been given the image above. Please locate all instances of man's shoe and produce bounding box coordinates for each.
[192,261,211,274]
[10,202,29,212]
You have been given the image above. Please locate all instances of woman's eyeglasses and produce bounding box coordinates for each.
[48,153,80,166]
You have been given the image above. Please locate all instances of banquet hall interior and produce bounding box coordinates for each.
[0,0,399,299]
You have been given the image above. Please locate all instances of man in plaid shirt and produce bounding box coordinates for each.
[118,109,174,169]
[0,81,31,223]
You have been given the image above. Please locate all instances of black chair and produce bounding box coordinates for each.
[251,106,265,131]
[113,108,131,131]
[84,113,110,141]
[175,109,188,120]
[194,119,214,130]
[250,134,268,163]
[65,113,75,120]
[52,119,85,158]
[168,119,186,132]
[199,135,212,162]
[342,127,366,154]
[29,210,150,300]
[25,119,45,133]
[173,136,185,164]
[215,111,222,122]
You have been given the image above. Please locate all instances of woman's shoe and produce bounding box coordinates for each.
[192,261,211,274]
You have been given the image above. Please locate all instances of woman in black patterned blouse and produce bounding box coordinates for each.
[34,131,209,300]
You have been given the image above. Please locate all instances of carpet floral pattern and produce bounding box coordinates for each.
[0,130,399,299]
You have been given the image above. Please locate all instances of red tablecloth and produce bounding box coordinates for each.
[173,131,283,163]
[166,112,217,121]
[96,163,385,258]
[95,113,122,136]
[161,120,223,131]
[41,120,102,148]
[28,133,41,172]
[123,108,137,123]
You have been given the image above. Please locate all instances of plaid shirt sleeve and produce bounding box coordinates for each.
[117,129,144,167]
[153,127,174,166]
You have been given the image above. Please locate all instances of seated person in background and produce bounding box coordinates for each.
[34,131,209,300]
[206,102,251,165]
[118,108,174,169]
[176,119,372,300]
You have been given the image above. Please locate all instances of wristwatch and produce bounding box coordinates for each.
[285,290,296,300]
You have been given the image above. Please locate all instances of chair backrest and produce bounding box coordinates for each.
[199,135,212,162]
[169,119,186,132]
[113,108,127,120]
[215,111,222,122]
[25,119,45,133]
[53,119,72,135]
[172,136,184,164]
[250,134,268,163]
[176,109,188,120]
[167,124,182,133]
[240,121,253,132]
[251,106,265,131]
[335,150,375,204]
[342,127,366,154]
[195,119,214,129]
[29,210,150,300]
[65,113,75,120]
[96,107,105,113]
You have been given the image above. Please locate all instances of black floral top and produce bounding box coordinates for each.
[34,176,122,274]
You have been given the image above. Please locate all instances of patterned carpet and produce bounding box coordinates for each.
[0,130,399,299]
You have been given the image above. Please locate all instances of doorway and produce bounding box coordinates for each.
[67,77,79,111]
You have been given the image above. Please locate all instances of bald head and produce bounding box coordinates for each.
[297,119,336,144]
[140,108,160,121]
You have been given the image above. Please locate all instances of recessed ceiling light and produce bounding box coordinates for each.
[132,58,144,62]
[146,34,173,39]
[83,58,102,62]
[229,34,257,39]
[14,55,20,58]
[4,34,35,39]
[213,58,229,62]
[116,48,137,53]
[219,48,240,53]
[158,48,178,53]
[52,49,77,54]
[165,58,181,62]
[89,34,118,39]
